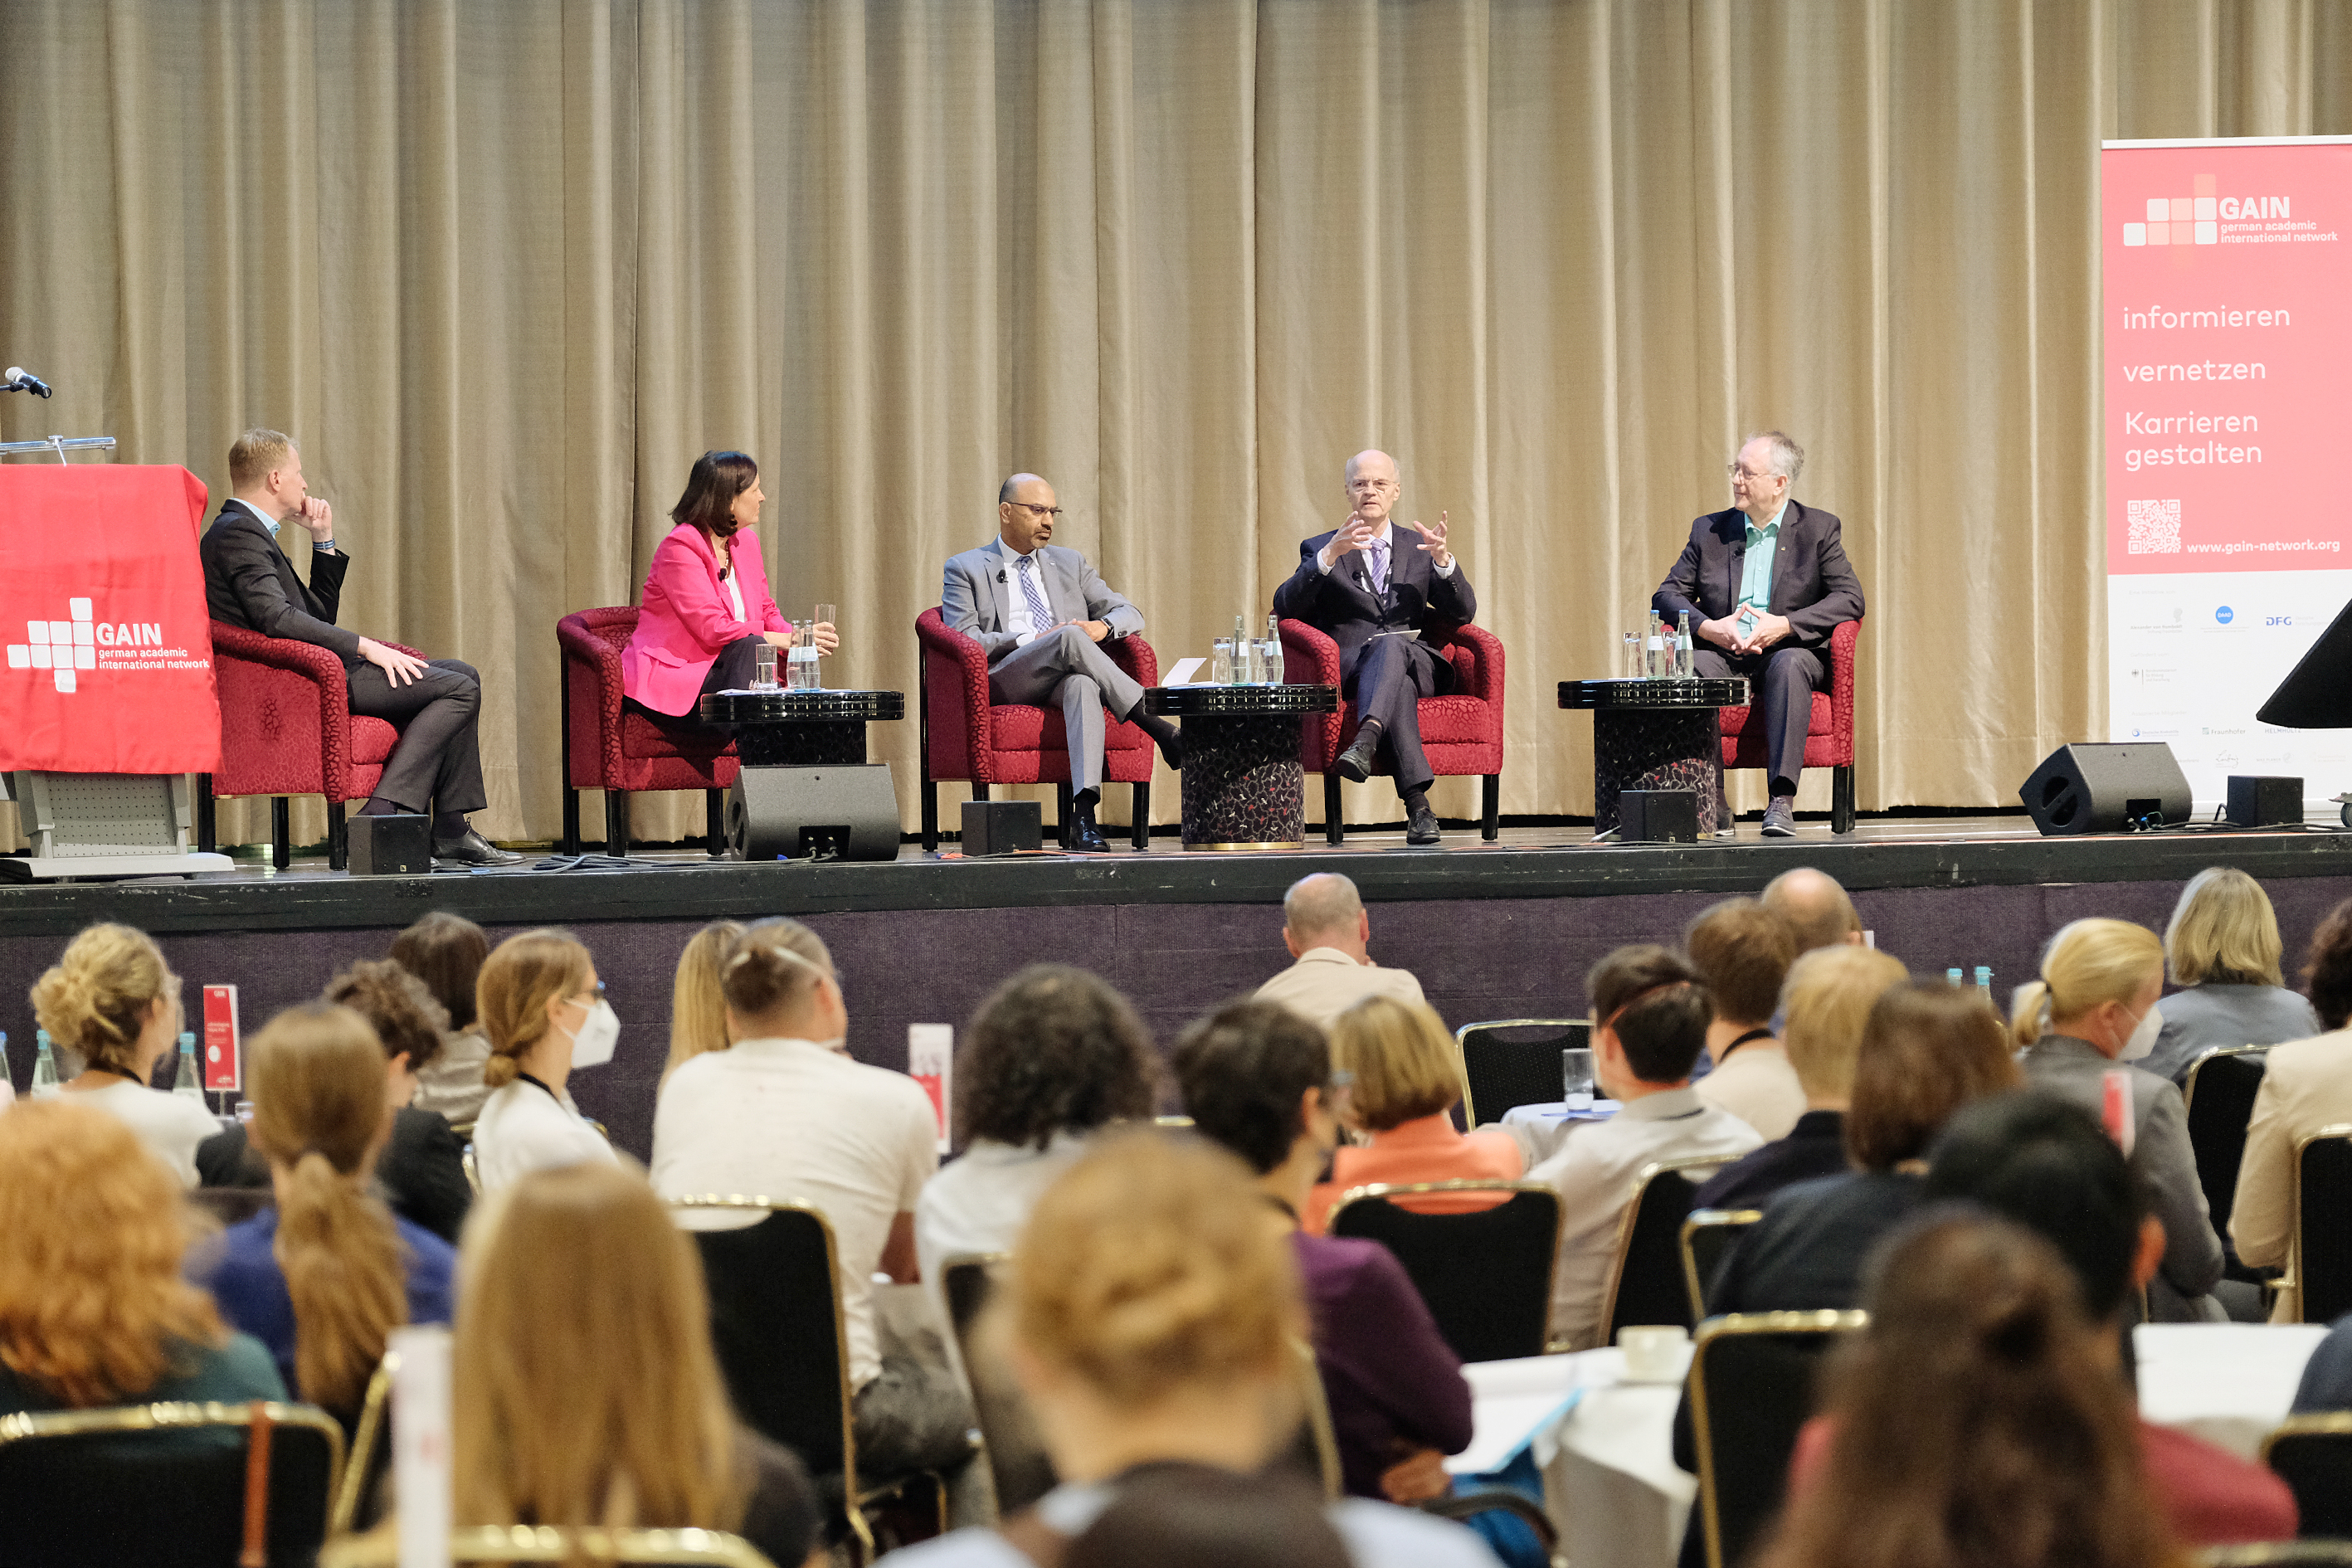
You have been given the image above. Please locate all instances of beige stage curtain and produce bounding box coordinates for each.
[5,0,2352,850]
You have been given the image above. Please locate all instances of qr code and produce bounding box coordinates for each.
[2127,499,2181,554]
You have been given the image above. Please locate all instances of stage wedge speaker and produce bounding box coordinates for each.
[728,765,899,862]
[2018,743,2192,836]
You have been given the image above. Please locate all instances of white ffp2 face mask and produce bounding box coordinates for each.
[2119,1001,2163,1063]
[562,998,621,1069]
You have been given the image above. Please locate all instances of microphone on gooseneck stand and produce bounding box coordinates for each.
[2,368,54,398]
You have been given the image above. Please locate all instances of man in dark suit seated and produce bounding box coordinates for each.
[1654,431,1863,838]
[199,429,516,865]
[1273,450,1477,847]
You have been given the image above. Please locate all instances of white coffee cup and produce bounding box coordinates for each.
[1617,1323,1691,1381]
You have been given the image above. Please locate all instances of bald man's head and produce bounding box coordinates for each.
[1759,864,1863,949]
[1283,873,1371,962]
[1760,867,1864,953]
[1344,450,1400,525]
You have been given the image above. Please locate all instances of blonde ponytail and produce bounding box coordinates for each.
[477,930,594,1090]
[2023,919,2165,1042]
[30,923,173,1074]
[248,1003,409,1415]
[2009,980,2053,1049]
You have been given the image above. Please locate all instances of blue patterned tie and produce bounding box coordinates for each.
[1016,553,1054,631]
[1367,537,1389,597]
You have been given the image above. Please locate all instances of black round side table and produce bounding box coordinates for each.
[1144,684,1338,850]
[1557,677,1750,835]
[699,689,906,765]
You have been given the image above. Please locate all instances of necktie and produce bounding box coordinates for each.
[1367,537,1389,597]
[1016,554,1054,630]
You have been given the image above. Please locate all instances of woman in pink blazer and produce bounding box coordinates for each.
[621,451,837,726]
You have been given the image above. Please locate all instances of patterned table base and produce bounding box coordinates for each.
[737,721,869,767]
[1179,713,1307,849]
[1593,709,1722,834]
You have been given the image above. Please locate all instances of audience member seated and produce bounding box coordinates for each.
[661,918,745,1089]
[1702,979,2018,1315]
[2013,918,2228,1322]
[2231,896,2352,1322]
[191,1002,455,1420]
[2146,866,2321,1084]
[651,918,971,1479]
[388,911,494,1124]
[1173,1002,1473,1506]
[29,923,219,1186]
[1765,1210,2282,1568]
[1685,898,1804,1138]
[1303,996,1521,1233]
[1527,947,1763,1350]
[1064,1464,1351,1568]
[471,929,621,1191]
[2291,1309,2352,1413]
[1692,945,1906,1210]
[1254,874,1429,1030]
[1914,1091,2297,1544]
[454,1161,822,1567]
[0,1101,286,1424]
[200,961,474,1245]
[915,963,1158,1289]
[882,1131,1500,1568]
[1759,866,1864,954]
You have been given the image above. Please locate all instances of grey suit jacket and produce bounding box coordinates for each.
[941,540,1145,665]
[2021,1035,2225,1315]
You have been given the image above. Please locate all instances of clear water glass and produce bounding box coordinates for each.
[752,643,779,690]
[1210,637,1234,685]
[1561,1047,1596,1108]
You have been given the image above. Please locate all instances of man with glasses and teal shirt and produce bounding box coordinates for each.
[940,474,1185,852]
[1654,431,1864,838]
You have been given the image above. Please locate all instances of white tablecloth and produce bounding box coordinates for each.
[1459,1324,2325,1568]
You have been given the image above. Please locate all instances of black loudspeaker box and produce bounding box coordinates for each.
[961,800,1042,856]
[1620,790,1698,844]
[348,813,433,875]
[728,764,900,862]
[2018,743,2193,835]
[2226,775,2303,829]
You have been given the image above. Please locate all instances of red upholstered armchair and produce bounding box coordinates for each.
[558,606,736,857]
[1719,617,1861,834]
[197,621,411,871]
[1279,620,1506,845]
[915,607,1158,853]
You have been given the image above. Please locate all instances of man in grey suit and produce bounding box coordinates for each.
[940,474,1183,852]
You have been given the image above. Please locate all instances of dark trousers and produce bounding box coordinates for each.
[1693,644,1827,796]
[622,634,765,737]
[348,658,489,820]
[1344,633,1441,796]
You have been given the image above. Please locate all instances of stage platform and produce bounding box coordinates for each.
[7,812,2351,1162]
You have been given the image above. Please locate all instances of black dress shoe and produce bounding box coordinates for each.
[431,828,524,866]
[1064,815,1111,853]
[1157,729,1186,771]
[1405,804,1442,846]
[1335,737,1377,783]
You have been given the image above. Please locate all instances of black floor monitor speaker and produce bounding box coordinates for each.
[2018,743,2193,836]
[728,764,899,862]
[1619,790,1698,844]
[348,813,432,875]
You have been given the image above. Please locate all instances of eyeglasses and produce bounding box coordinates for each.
[1727,465,1783,482]
[1010,502,1063,518]
[569,981,607,1006]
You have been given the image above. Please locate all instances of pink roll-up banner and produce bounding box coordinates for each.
[2102,138,2352,810]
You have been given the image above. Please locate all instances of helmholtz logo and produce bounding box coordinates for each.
[7,596,170,694]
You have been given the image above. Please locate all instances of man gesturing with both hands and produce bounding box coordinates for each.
[1273,449,1476,847]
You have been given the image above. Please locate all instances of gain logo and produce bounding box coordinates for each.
[6,597,163,694]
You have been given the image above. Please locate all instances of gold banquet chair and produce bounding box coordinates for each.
[322,1525,777,1566]
[0,1399,345,1567]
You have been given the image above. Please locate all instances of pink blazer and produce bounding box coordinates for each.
[621,524,791,716]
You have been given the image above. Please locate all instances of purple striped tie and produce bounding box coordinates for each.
[1017,554,1054,630]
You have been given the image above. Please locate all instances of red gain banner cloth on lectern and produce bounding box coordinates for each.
[0,464,220,773]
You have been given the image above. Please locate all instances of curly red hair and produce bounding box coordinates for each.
[0,1101,226,1406]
